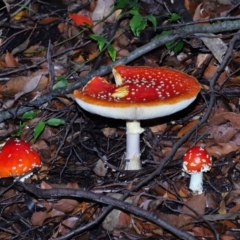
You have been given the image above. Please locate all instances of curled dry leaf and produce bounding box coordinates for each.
[196,53,211,68]
[192,226,215,238]
[91,0,115,23]
[40,181,52,190]
[0,71,48,96]
[204,65,227,85]
[102,193,132,232]
[31,211,50,226]
[101,127,117,137]
[208,125,238,143]
[93,159,108,176]
[210,112,240,129]
[177,120,199,138]
[57,217,79,236]
[205,142,238,158]
[5,52,19,67]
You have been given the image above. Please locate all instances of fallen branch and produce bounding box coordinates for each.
[18,182,196,240]
[0,19,240,123]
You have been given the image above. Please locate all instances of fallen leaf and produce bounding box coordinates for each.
[31,211,50,226]
[69,14,93,26]
[57,217,79,236]
[5,52,19,67]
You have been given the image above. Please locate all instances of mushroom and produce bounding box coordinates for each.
[183,146,212,194]
[0,138,41,180]
[74,65,201,170]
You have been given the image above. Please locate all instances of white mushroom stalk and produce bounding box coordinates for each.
[125,121,144,170]
[74,65,201,170]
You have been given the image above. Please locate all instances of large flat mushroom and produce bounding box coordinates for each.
[74,65,201,170]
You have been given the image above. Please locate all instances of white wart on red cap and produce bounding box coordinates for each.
[74,65,201,120]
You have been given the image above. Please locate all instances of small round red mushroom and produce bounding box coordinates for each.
[183,146,212,194]
[0,138,41,179]
[74,65,201,170]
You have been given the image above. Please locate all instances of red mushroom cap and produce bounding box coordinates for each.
[183,146,212,174]
[74,65,201,120]
[0,138,41,178]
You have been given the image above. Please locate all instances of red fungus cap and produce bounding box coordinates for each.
[74,65,201,120]
[0,139,41,178]
[183,146,212,174]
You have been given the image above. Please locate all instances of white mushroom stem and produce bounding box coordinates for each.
[189,172,203,194]
[125,120,144,170]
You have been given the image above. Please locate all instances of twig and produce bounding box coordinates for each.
[18,182,196,240]
[1,19,240,123]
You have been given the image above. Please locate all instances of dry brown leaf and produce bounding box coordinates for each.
[40,181,52,190]
[93,159,108,176]
[53,199,79,213]
[38,17,60,25]
[101,127,117,137]
[204,65,227,84]
[218,192,228,214]
[208,125,238,143]
[23,44,42,57]
[177,120,199,138]
[192,226,214,238]
[66,182,79,189]
[200,34,228,64]
[209,112,240,129]
[5,52,19,67]
[229,203,240,213]
[0,72,48,96]
[48,208,65,218]
[57,217,79,236]
[205,142,238,158]
[182,193,206,218]
[223,220,237,228]
[193,4,210,21]
[196,53,211,68]
[31,211,50,226]
[219,235,235,240]
[91,0,115,23]
[225,190,240,206]
[12,38,30,55]
[149,123,167,133]
[1,75,42,109]
[102,193,132,231]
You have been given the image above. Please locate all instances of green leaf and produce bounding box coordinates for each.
[34,121,46,142]
[169,13,182,22]
[90,34,107,43]
[114,0,140,10]
[130,14,146,36]
[107,44,116,61]
[54,76,68,89]
[46,118,65,126]
[128,9,139,15]
[22,111,37,120]
[147,15,157,31]
[114,0,129,9]
[157,30,175,49]
[11,122,26,137]
[90,34,107,51]
[156,30,183,54]
[174,41,184,54]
